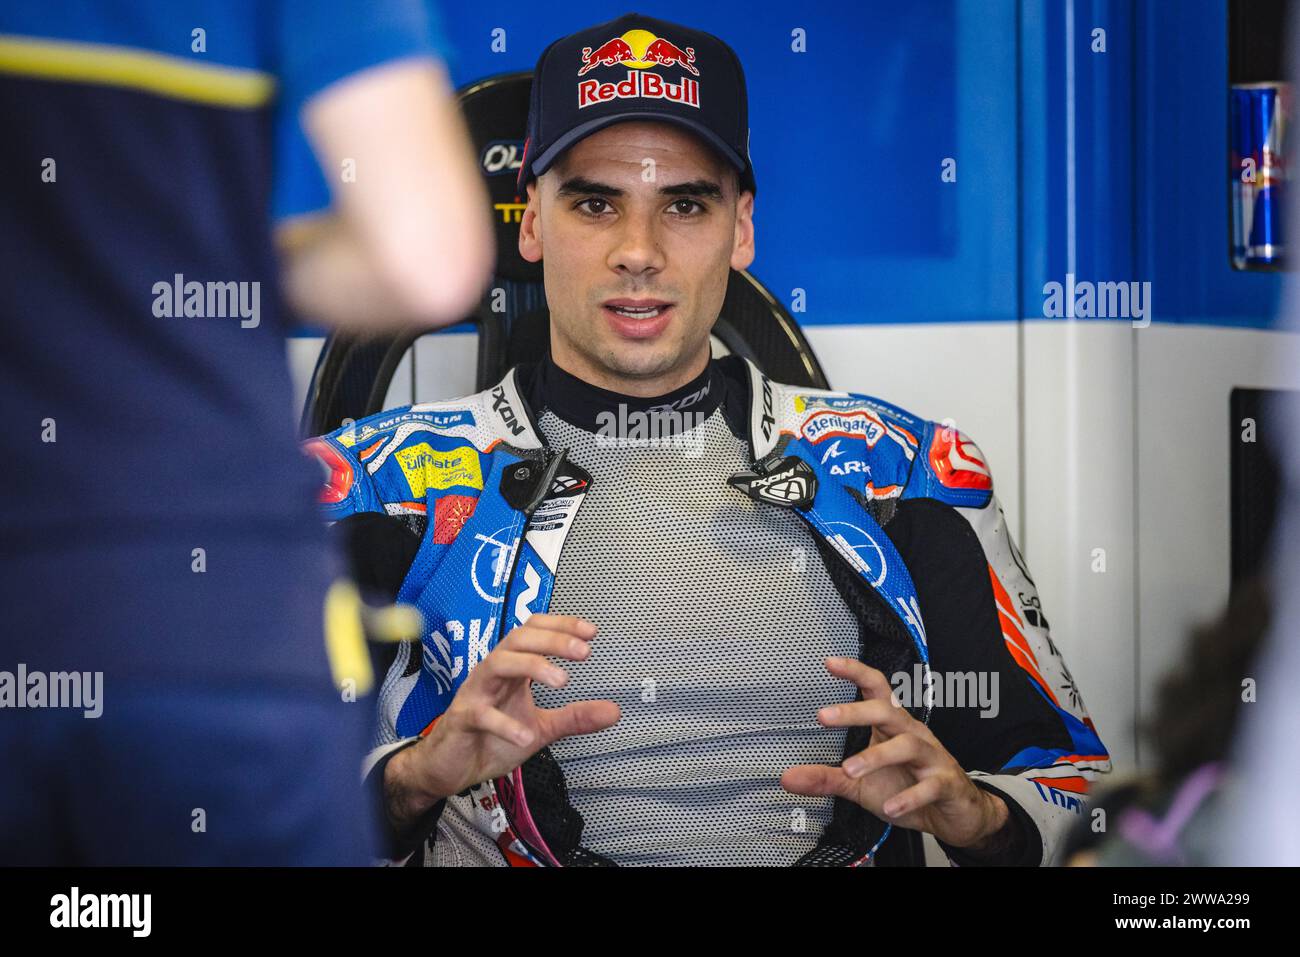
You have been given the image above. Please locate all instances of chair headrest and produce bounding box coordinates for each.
[460,72,542,285]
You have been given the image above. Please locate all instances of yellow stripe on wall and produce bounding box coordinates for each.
[0,34,275,108]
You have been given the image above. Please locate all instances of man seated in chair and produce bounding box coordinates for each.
[307,12,1110,866]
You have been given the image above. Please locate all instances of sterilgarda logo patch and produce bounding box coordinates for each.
[801,409,888,448]
[577,28,700,109]
[395,444,484,497]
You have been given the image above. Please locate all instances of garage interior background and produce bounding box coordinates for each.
[277,0,1296,775]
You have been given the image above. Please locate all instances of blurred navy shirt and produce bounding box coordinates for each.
[0,1,445,679]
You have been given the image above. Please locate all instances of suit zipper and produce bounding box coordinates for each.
[494,448,570,646]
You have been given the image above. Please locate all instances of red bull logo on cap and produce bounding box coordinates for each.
[577,28,700,110]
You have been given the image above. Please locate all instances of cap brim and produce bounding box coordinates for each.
[528,111,749,187]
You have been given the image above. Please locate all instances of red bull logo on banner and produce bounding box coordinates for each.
[577,28,701,109]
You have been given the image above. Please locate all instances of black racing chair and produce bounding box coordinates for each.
[299,71,828,436]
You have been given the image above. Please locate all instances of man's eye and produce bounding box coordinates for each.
[670,199,705,216]
[577,197,610,215]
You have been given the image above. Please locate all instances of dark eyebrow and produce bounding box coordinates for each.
[555,176,724,200]
[659,179,724,200]
[556,176,624,198]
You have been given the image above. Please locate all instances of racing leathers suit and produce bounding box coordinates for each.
[306,354,1111,866]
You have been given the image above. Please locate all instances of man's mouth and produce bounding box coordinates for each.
[604,298,673,319]
[602,298,675,339]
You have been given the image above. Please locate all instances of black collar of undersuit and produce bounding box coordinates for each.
[521,351,734,437]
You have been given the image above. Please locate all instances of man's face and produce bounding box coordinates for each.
[518,121,755,394]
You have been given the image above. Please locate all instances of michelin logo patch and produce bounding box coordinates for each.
[336,409,476,448]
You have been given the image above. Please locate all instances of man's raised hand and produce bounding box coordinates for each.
[384,614,619,833]
[780,657,1009,853]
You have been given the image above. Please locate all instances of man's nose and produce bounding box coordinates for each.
[607,209,667,277]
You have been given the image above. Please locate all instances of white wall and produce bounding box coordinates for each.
[1133,324,1299,766]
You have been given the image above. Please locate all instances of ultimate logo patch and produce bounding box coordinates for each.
[395,444,484,497]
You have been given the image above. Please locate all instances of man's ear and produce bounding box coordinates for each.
[518,181,543,263]
[730,187,755,271]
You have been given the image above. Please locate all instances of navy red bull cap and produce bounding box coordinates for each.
[516,12,756,198]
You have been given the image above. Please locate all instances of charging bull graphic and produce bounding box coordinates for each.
[578,30,700,76]
[643,37,699,74]
[578,37,635,75]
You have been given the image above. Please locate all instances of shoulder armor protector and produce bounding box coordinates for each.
[303,368,543,522]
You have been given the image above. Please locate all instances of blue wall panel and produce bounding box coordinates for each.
[277,0,1020,327]
[275,0,1281,330]
[1134,0,1281,328]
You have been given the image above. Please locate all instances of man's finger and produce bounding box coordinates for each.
[472,704,535,749]
[537,699,620,743]
[502,624,596,661]
[817,697,913,738]
[841,731,933,779]
[503,614,597,646]
[824,657,894,701]
[480,649,569,689]
[780,764,856,801]
[881,775,948,820]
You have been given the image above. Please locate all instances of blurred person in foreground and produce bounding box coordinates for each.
[1220,397,1300,866]
[1061,578,1271,866]
[0,0,492,864]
